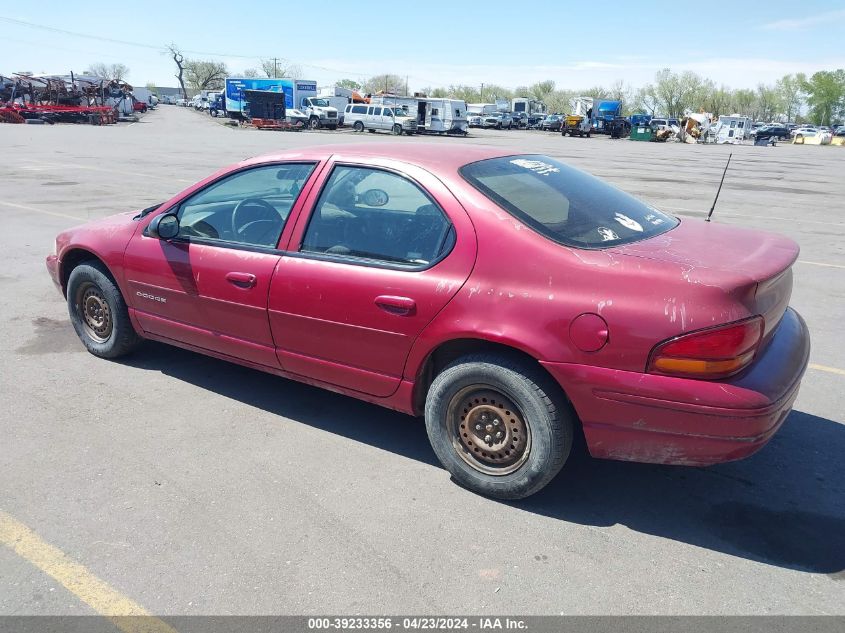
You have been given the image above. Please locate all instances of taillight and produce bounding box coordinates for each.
[647,316,764,379]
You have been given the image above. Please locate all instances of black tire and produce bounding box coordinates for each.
[67,261,142,359]
[329,125,337,130]
[354,120,364,132]
[392,123,402,135]
[425,353,573,499]
[309,117,320,129]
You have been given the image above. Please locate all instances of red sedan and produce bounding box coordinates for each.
[46,144,810,499]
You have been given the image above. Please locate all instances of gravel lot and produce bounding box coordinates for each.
[1,106,843,616]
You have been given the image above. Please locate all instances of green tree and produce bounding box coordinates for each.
[730,88,756,116]
[803,70,845,125]
[754,83,782,122]
[336,79,363,91]
[528,80,555,102]
[364,74,405,94]
[447,85,481,102]
[776,73,806,123]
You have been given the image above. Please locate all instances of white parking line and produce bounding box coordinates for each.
[796,260,845,269]
[0,200,88,221]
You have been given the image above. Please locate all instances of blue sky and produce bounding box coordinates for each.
[2,2,845,91]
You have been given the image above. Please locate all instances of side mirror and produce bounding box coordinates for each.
[149,213,180,240]
[360,189,389,207]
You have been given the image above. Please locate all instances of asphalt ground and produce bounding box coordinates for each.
[1,106,843,618]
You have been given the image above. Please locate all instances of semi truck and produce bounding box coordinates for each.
[224,78,339,128]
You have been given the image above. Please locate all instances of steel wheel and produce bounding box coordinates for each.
[447,386,531,476]
[75,281,113,343]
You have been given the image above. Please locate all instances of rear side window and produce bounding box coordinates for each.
[460,155,678,249]
[351,105,366,114]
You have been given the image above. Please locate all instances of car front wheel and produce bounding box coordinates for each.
[67,261,142,358]
[425,353,573,499]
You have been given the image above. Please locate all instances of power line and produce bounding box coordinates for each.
[0,15,436,86]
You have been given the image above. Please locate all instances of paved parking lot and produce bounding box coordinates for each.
[1,106,843,617]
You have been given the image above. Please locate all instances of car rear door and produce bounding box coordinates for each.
[268,158,477,397]
[124,161,320,368]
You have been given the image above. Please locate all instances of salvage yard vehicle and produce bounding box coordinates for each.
[540,114,563,131]
[47,145,810,500]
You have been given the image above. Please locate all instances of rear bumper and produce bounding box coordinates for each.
[541,308,810,466]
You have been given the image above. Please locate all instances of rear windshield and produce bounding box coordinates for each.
[460,155,678,249]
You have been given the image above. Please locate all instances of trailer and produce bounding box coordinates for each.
[371,96,468,135]
[511,98,545,115]
[224,77,338,127]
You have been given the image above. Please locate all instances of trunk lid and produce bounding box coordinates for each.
[611,219,798,339]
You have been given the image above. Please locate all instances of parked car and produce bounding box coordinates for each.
[650,118,680,131]
[344,104,417,135]
[526,113,546,129]
[466,113,483,128]
[132,101,148,113]
[481,112,513,129]
[539,114,563,131]
[751,125,791,140]
[511,112,527,128]
[791,126,816,136]
[47,145,810,500]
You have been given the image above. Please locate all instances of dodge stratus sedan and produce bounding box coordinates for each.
[47,145,810,499]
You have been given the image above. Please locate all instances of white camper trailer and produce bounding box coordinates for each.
[415,98,467,135]
[713,115,752,144]
[371,95,468,135]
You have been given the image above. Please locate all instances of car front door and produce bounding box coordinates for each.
[268,160,477,397]
[123,162,319,367]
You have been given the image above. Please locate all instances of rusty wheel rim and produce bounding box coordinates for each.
[76,282,112,343]
[447,386,531,476]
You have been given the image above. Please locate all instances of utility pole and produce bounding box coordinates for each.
[273,58,278,79]
[480,83,484,102]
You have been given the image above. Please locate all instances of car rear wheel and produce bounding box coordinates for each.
[67,261,142,359]
[425,353,573,499]
[353,121,364,132]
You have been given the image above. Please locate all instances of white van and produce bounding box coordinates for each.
[344,104,417,135]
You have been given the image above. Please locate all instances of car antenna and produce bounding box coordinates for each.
[706,153,732,222]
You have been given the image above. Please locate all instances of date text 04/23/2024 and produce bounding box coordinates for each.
[307,617,528,630]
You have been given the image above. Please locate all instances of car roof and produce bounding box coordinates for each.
[246,143,521,173]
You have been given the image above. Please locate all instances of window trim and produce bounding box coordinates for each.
[145,161,319,251]
[296,163,456,271]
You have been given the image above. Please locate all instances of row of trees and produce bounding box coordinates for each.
[98,54,841,125]
[341,68,845,125]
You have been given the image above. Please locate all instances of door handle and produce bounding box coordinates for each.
[225,272,257,288]
[374,295,416,315]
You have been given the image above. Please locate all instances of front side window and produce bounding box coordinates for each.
[176,163,316,248]
[301,166,453,267]
[460,155,678,249]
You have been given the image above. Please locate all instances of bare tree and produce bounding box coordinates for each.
[184,59,228,91]
[85,63,129,82]
[168,45,187,100]
[241,68,260,78]
[260,58,303,79]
